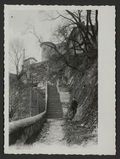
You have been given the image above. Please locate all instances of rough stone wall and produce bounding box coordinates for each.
[70,59,98,131]
[9,112,47,145]
[31,88,45,116]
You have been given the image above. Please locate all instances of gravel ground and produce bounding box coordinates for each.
[9,91,97,150]
[34,119,66,146]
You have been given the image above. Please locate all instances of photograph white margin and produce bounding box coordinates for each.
[4,5,116,155]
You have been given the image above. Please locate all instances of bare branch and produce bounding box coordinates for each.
[95,10,98,36]
[29,26,42,44]
[42,14,61,21]
[9,38,24,76]
[56,11,76,24]
[66,10,79,24]
[87,10,96,41]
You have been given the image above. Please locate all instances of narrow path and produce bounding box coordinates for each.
[34,119,66,146]
[32,89,70,146]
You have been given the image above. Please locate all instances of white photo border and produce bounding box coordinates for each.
[4,5,116,155]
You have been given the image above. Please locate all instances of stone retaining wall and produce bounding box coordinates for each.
[9,82,48,145]
[9,111,47,145]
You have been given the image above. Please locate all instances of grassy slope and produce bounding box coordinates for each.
[63,59,98,145]
[9,78,45,122]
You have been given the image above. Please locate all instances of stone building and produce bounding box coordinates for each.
[22,57,37,71]
[20,57,37,84]
[20,56,48,89]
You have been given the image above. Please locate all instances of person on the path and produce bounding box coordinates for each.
[68,97,78,120]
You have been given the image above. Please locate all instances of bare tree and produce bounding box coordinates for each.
[60,10,98,54]
[23,10,98,74]
[9,38,25,76]
[24,24,43,46]
[49,10,98,55]
[41,10,97,70]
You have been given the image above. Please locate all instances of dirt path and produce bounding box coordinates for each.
[34,119,66,146]
[33,91,70,146]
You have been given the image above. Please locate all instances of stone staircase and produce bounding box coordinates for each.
[47,84,63,119]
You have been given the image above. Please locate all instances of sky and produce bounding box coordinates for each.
[8,10,64,73]
[8,9,95,73]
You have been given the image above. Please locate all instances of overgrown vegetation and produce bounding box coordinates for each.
[41,10,98,144]
[9,74,45,121]
[63,119,97,146]
[9,10,98,145]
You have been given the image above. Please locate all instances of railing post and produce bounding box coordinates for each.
[29,87,32,116]
[45,81,48,112]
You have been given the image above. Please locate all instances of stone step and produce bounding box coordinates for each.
[47,113,63,117]
[47,110,63,112]
[48,100,61,103]
[48,97,61,99]
[47,114,62,116]
[48,100,59,103]
[47,110,63,113]
[48,100,61,105]
[48,87,58,90]
[47,114,63,118]
[47,109,62,111]
[47,113,63,116]
[47,116,62,119]
[47,105,61,108]
[48,99,61,101]
[47,113,62,115]
[48,89,59,92]
[47,112,61,114]
[47,108,62,110]
[47,111,62,114]
[48,90,58,92]
[47,106,62,108]
[47,106,61,108]
[47,85,63,119]
[47,109,63,112]
[47,104,61,107]
[47,110,62,112]
[47,107,62,110]
[48,96,60,99]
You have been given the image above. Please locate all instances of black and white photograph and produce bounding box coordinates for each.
[4,5,115,154]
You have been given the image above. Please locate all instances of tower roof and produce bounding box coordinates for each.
[24,57,37,62]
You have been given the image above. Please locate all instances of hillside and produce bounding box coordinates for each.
[9,75,45,121]
[70,59,97,129]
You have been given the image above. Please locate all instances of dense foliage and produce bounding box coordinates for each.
[44,10,98,139]
[9,75,45,121]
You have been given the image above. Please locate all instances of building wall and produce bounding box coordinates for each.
[41,45,51,61]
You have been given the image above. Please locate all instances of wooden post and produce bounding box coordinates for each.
[36,88,39,113]
[29,87,32,116]
[45,81,48,112]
